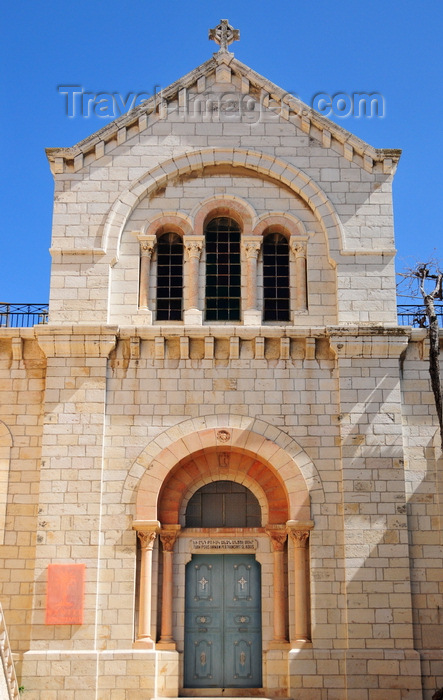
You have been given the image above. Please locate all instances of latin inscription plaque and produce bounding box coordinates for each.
[192,538,258,551]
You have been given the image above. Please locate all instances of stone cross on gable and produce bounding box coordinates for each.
[209,19,240,53]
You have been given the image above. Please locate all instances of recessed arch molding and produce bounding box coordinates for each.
[126,416,324,525]
[103,148,344,262]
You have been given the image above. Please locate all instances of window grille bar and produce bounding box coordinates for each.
[156,233,183,321]
[263,233,290,322]
[205,217,241,322]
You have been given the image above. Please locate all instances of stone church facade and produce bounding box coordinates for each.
[0,20,442,700]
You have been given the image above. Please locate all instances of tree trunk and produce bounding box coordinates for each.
[421,274,443,451]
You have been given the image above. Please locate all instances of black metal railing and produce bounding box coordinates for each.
[0,302,441,329]
[397,304,443,328]
[0,303,49,328]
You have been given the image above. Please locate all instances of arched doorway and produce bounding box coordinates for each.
[132,424,315,696]
[154,446,292,693]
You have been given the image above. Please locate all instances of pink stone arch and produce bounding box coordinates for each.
[132,422,322,524]
[253,212,308,238]
[157,447,288,525]
[192,195,258,236]
[144,212,193,238]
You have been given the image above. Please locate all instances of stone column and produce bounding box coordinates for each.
[266,528,288,644]
[288,525,311,642]
[290,238,308,314]
[137,234,156,320]
[183,236,204,325]
[133,522,159,648]
[157,526,181,650]
[242,237,262,325]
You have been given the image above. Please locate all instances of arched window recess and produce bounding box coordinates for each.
[253,215,309,322]
[135,209,309,326]
[137,229,185,322]
[155,232,184,321]
[136,215,191,323]
[185,480,261,528]
[262,231,290,322]
[205,216,242,322]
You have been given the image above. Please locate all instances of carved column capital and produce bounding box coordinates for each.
[183,236,204,260]
[160,527,181,552]
[137,530,157,550]
[242,237,262,259]
[138,234,157,259]
[288,529,310,548]
[290,237,307,259]
[266,528,288,552]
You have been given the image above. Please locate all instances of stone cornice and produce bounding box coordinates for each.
[230,57,400,170]
[45,56,219,174]
[0,324,421,342]
[329,332,409,359]
[0,323,415,363]
[116,324,412,341]
[45,55,400,177]
[35,325,118,358]
[0,324,439,367]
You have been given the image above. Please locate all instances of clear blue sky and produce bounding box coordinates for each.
[1,1,442,302]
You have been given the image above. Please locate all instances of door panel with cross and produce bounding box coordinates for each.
[184,554,262,688]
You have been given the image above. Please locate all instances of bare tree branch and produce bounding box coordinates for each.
[398,261,443,450]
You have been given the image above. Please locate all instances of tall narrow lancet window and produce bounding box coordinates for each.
[205,217,241,321]
[263,232,290,322]
[156,232,183,321]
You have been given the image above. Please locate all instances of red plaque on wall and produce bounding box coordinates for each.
[45,563,85,625]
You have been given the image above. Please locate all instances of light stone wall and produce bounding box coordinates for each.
[0,333,46,659]
[2,48,441,700]
[48,68,398,327]
[0,326,440,699]
[399,332,443,700]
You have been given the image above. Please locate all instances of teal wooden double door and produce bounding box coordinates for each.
[184,554,262,688]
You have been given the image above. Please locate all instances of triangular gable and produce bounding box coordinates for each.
[46,51,400,176]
